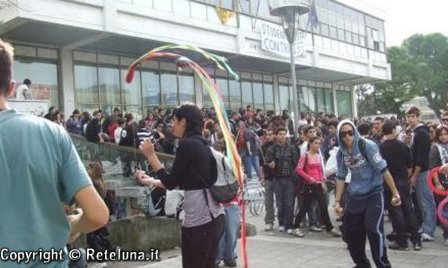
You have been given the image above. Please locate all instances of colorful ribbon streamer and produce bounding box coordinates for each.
[126,44,248,268]
[427,166,448,196]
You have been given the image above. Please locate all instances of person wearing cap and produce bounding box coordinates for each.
[333,119,401,268]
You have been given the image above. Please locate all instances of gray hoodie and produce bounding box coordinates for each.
[335,120,388,199]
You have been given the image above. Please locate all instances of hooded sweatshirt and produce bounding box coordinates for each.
[335,120,387,199]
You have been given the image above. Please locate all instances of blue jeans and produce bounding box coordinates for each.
[415,171,436,236]
[243,154,261,179]
[216,205,241,264]
[273,179,295,229]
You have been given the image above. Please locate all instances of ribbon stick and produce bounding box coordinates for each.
[126,44,248,268]
[427,167,448,196]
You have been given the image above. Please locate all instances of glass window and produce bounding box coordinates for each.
[13,59,59,108]
[336,90,352,117]
[345,31,352,43]
[299,86,316,112]
[258,0,270,17]
[330,26,337,39]
[219,0,233,9]
[179,74,195,104]
[142,70,160,107]
[321,23,329,37]
[99,66,120,107]
[338,28,345,41]
[161,73,177,107]
[239,0,250,14]
[241,81,252,107]
[216,78,229,106]
[252,82,263,109]
[316,88,326,112]
[74,64,98,105]
[264,83,274,111]
[229,79,241,109]
[325,89,334,113]
[122,68,141,106]
[123,105,143,122]
[279,84,290,112]
[352,33,360,45]
[202,82,212,108]
[360,35,366,47]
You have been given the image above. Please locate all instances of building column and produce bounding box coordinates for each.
[59,49,75,114]
[351,86,358,118]
[273,74,280,115]
[194,72,203,108]
[332,83,338,116]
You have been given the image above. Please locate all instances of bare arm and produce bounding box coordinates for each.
[135,170,166,189]
[383,170,401,206]
[333,180,345,217]
[68,185,109,243]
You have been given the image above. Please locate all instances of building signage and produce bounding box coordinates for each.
[260,22,307,60]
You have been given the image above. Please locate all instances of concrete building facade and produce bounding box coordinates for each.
[0,0,391,119]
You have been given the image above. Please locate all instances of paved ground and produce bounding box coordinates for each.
[99,209,448,268]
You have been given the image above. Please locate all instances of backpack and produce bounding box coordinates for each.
[208,147,240,202]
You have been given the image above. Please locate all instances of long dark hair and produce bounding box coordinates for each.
[173,103,203,137]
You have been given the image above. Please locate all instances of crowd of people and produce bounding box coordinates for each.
[41,96,448,268]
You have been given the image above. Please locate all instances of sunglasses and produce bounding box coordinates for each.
[442,118,448,122]
[340,130,354,138]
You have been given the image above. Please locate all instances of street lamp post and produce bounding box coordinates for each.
[270,0,309,130]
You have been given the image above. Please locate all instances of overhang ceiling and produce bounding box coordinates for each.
[2,18,381,85]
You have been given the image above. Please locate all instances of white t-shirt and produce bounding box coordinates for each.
[114,127,127,145]
[16,84,29,100]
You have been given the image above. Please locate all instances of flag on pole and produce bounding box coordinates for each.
[307,0,319,29]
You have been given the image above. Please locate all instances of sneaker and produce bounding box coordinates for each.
[292,228,305,237]
[224,259,237,267]
[421,233,435,241]
[327,228,342,238]
[309,225,323,232]
[352,263,372,268]
[278,226,286,232]
[386,232,397,242]
[286,228,293,234]
[264,223,273,231]
[388,242,409,251]
[413,240,422,251]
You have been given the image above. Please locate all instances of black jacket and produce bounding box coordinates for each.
[411,124,431,172]
[261,141,275,180]
[265,142,299,179]
[155,134,217,190]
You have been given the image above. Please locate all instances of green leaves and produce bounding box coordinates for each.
[363,33,448,117]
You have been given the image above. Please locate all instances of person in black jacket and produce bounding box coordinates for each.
[261,128,276,231]
[406,106,436,241]
[380,119,421,250]
[265,127,299,234]
[136,103,224,268]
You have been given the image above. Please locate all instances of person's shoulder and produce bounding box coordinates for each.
[6,111,67,139]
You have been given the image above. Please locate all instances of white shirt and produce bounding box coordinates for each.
[16,84,29,100]
[114,127,126,145]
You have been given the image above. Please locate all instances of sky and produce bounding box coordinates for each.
[362,0,448,47]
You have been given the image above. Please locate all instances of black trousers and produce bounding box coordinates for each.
[181,214,224,268]
[385,180,420,245]
[293,184,334,231]
[344,192,391,268]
